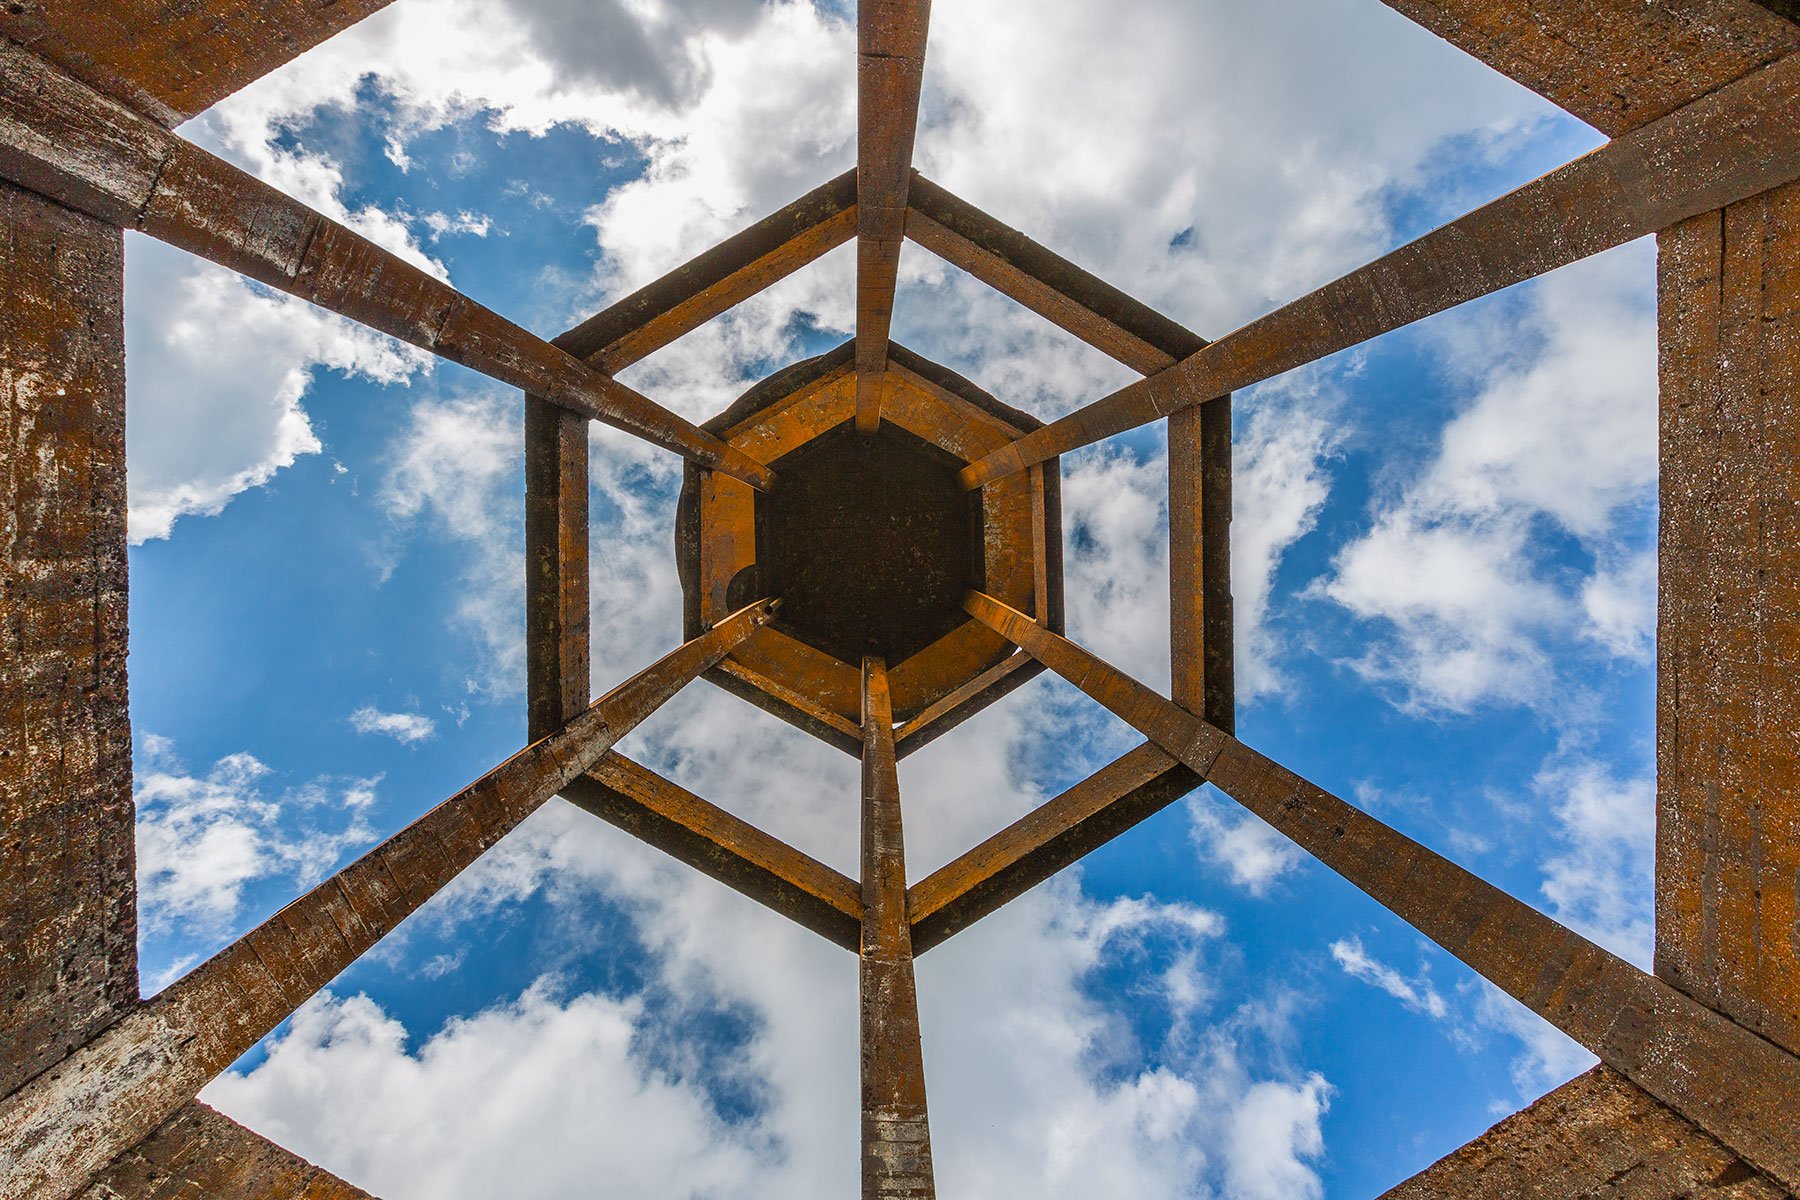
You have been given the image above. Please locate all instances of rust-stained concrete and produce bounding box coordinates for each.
[0,180,136,1101]
[1379,1067,1784,1198]
[1657,181,1800,1055]
[0,2,1798,1197]
[84,1103,376,1200]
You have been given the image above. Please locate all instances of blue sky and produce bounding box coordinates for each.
[122,2,1660,1195]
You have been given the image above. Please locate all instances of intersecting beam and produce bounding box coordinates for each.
[0,1,400,127]
[896,174,1238,726]
[557,170,858,373]
[87,1101,378,1200]
[1169,397,1234,731]
[908,743,1199,953]
[854,0,932,433]
[958,50,1800,489]
[0,41,774,490]
[0,600,776,1200]
[859,657,936,1198]
[562,751,863,951]
[904,172,1207,373]
[892,651,1041,760]
[963,590,1800,1193]
[524,397,590,741]
[1376,0,1800,140]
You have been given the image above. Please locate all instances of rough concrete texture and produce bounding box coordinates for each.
[1378,0,1800,137]
[82,1103,376,1200]
[1657,181,1800,1055]
[0,1,398,126]
[1380,1067,1787,1198]
[0,179,135,1101]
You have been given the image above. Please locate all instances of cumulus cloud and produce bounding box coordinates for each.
[213,801,1332,1199]
[1329,936,1449,1020]
[378,392,527,696]
[125,243,429,542]
[349,706,439,744]
[1188,795,1304,897]
[1313,245,1658,714]
[1533,757,1656,969]
[1231,370,1349,699]
[133,735,379,937]
[163,0,1622,1190]
[205,982,764,1199]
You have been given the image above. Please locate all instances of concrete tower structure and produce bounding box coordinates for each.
[1,2,1798,1196]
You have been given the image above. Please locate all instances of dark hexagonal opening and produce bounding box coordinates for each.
[745,420,981,666]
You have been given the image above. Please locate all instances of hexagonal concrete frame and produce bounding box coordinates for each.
[677,340,1064,757]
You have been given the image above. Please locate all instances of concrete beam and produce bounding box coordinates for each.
[557,171,858,374]
[1379,1067,1780,1199]
[1376,1,1799,138]
[860,658,936,1198]
[0,1,398,127]
[83,1103,377,1200]
[1656,181,1800,1053]
[0,180,136,1099]
[563,751,864,951]
[854,0,932,432]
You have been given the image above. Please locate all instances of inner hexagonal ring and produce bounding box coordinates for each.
[756,422,978,666]
[678,340,1063,753]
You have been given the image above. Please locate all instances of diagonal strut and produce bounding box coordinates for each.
[0,600,778,1200]
[0,40,774,490]
[860,656,936,1198]
[958,50,1800,489]
[963,589,1800,1193]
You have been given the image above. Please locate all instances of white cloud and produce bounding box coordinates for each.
[1314,245,1658,713]
[125,242,429,543]
[1188,795,1304,897]
[1533,758,1655,969]
[133,737,379,937]
[213,810,1332,1200]
[378,392,527,696]
[204,982,765,1199]
[1224,1075,1332,1200]
[1059,446,1172,687]
[1329,936,1449,1020]
[1231,371,1348,699]
[349,706,439,744]
[1473,983,1594,1101]
[1579,549,1656,661]
[165,0,1617,1190]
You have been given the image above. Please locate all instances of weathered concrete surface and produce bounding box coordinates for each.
[1378,1,1800,138]
[524,397,590,741]
[860,659,935,1199]
[0,1,398,127]
[0,179,135,1101]
[1380,1067,1785,1199]
[83,1103,376,1200]
[1657,181,1800,1055]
